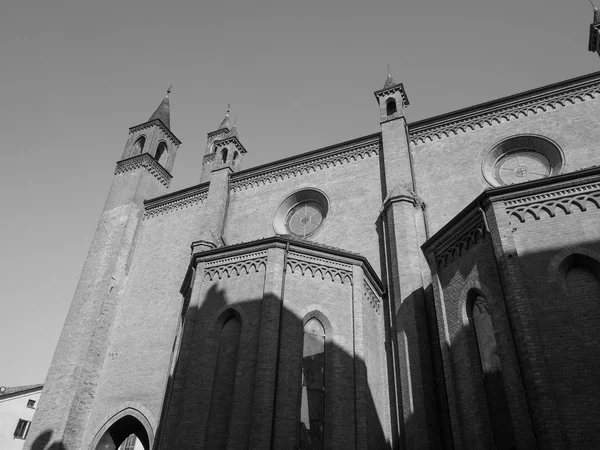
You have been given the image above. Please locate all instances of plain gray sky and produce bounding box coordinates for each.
[1,0,598,386]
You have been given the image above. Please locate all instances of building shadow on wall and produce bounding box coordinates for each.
[153,281,392,449]
[432,237,600,449]
[29,430,66,450]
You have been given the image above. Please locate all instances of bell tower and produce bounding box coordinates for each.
[194,107,247,252]
[24,91,181,450]
[589,3,600,57]
[376,70,441,449]
[200,106,247,183]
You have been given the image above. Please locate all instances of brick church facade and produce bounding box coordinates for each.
[25,13,600,450]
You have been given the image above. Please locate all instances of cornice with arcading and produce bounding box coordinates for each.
[408,75,600,145]
[505,182,600,224]
[428,208,487,269]
[144,189,208,219]
[129,119,182,146]
[286,251,353,285]
[363,278,381,314]
[115,153,172,188]
[230,142,379,192]
[203,251,268,281]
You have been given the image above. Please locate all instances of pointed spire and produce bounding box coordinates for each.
[383,65,398,89]
[217,104,232,130]
[148,86,171,129]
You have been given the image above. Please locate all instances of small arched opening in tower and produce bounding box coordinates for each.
[222,148,228,163]
[132,136,146,156]
[386,98,397,116]
[233,151,239,161]
[155,142,168,166]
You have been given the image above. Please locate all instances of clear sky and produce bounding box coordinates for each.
[0,0,598,386]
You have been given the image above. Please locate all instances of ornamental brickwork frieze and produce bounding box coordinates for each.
[430,209,487,268]
[409,78,600,145]
[363,279,381,314]
[505,182,600,224]
[115,153,172,187]
[144,189,208,219]
[286,251,353,284]
[230,142,379,192]
[203,251,268,281]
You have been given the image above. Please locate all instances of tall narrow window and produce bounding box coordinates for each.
[386,98,397,116]
[299,318,325,449]
[205,315,241,448]
[221,148,228,163]
[155,142,168,166]
[471,296,514,449]
[132,137,145,156]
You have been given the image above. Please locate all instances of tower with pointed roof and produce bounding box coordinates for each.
[589,4,600,56]
[25,92,181,449]
[200,106,247,183]
[375,70,441,448]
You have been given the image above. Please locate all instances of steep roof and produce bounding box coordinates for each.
[383,72,398,89]
[148,92,171,129]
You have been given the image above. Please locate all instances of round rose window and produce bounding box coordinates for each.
[273,189,329,238]
[482,135,563,187]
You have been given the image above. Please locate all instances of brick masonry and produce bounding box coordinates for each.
[25,70,600,450]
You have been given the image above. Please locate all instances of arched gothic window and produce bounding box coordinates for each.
[132,137,145,156]
[155,142,168,166]
[221,148,228,163]
[205,314,241,448]
[299,318,325,449]
[233,151,239,160]
[386,98,397,116]
[470,295,514,449]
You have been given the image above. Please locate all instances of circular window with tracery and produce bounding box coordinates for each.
[273,189,329,238]
[482,135,563,187]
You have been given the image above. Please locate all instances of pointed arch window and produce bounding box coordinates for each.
[221,149,228,163]
[205,314,241,448]
[299,318,325,449]
[132,137,145,156]
[469,295,514,449]
[155,142,168,166]
[386,98,397,116]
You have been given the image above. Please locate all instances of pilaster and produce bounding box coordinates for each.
[249,246,286,447]
[486,202,565,449]
[194,167,231,251]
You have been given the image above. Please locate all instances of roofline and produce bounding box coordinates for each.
[144,132,381,207]
[422,165,600,253]
[230,132,381,183]
[408,71,600,140]
[185,234,384,294]
[0,384,43,400]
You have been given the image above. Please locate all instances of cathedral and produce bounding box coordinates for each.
[24,11,600,450]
